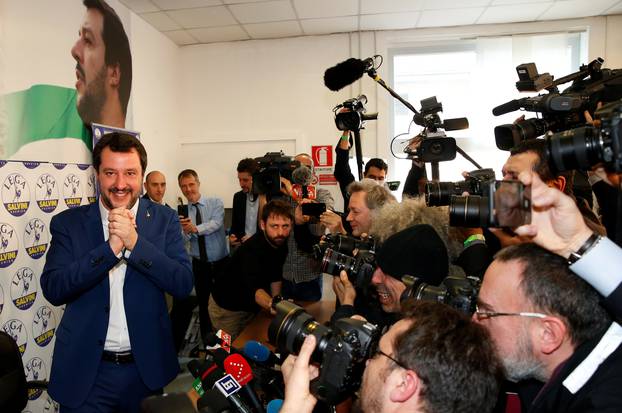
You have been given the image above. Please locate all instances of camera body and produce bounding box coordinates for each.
[449,180,531,228]
[547,100,622,173]
[314,234,376,289]
[401,275,481,315]
[252,152,300,196]
[493,58,622,150]
[268,300,380,404]
[334,95,378,131]
[425,168,496,207]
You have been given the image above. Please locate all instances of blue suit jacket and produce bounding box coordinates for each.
[40,199,193,408]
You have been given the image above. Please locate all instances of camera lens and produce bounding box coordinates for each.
[268,300,329,364]
[494,119,552,150]
[547,126,602,172]
[449,195,490,228]
[425,182,455,206]
[321,249,355,277]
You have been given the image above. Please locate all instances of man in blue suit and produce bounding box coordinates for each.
[41,133,193,412]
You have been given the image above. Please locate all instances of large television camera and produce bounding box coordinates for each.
[333,95,378,131]
[547,100,622,173]
[268,299,380,404]
[405,96,469,163]
[252,152,300,196]
[493,58,622,150]
[425,168,496,207]
[400,275,481,315]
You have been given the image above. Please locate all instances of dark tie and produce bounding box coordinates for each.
[194,203,208,262]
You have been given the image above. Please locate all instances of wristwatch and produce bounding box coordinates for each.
[567,233,601,265]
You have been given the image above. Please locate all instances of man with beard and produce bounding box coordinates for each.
[71,0,132,128]
[209,200,293,340]
[281,301,502,413]
[40,133,193,412]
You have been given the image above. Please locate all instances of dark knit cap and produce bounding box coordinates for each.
[376,224,448,286]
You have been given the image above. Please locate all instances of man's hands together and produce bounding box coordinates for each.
[108,208,138,255]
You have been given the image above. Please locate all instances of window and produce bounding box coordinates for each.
[389,32,587,193]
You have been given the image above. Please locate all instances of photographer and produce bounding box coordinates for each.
[331,224,448,327]
[281,301,502,413]
[475,171,622,412]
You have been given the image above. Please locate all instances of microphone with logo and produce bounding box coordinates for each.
[188,358,253,413]
[291,165,316,201]
[222,353,266,413]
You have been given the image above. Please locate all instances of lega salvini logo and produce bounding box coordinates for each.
[36,173,59,213]
[32,305,56,347]
[2,173,31,216]
[25,357,47,400]
[24,218,48,259]
[2,318,28,355]
[0,222,19,268]
[11,267,37,310]
[63,173,83,208]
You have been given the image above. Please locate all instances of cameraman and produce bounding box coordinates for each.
[281,301,502,413]
[475,171,622,412]
[332,224,448,327]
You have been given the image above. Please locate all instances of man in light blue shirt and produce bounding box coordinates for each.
[172,169,227,348]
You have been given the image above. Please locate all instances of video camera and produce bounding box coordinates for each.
[333,95,378,131]
[438,180,531,228]
[400,275,480,315]
[313,234,376,289]
[268,299,380,404]
[493,58,622,150]
[405,96,469,163]
[547,100,622,173]
[252,152,300,196]
[425,168,496,206]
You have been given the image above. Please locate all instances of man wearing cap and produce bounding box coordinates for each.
[331,224,448,327]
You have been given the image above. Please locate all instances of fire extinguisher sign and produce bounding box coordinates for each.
[312,145,333,167]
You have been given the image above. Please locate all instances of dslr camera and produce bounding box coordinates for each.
[400,275,481,315]
[252,151,300,196]
[425,168,496,206]
[547,100,622,173]
[314,234,376,289]
[269,299,380,404]
[333,95,378,131]
[493,58,622,150]
[449,180,531,228]
[405,96,469,163]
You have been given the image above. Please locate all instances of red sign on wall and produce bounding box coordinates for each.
[311,145,333,167]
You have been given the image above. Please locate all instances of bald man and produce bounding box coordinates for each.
[143,171,168,206]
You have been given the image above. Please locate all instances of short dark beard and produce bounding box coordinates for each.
[77,65,107,125]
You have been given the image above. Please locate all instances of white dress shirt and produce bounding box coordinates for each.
[99,198,140,352]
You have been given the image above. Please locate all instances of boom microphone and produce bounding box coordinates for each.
[324,57,374,91]
[492,99,523,116]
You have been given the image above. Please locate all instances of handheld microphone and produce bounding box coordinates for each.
[223,353,265,413]
[189,358,252,413]
[266,399,283,413]
[243,341,281,367]
[324,57,374,91]
[292,165,313,186]
[198,388,232,413]
[492,99,522,116]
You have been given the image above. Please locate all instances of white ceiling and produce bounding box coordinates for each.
[119,0,622,46]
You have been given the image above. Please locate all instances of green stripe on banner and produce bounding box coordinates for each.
[3,84,90,157]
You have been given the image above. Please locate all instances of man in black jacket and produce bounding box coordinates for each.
[229,158,259,248]
[209,200,292,339]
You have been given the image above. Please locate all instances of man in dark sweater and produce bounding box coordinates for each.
[209,200,293,339]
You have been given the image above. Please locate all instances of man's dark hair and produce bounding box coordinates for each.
[394,301,502,413]
[261,200,293,223]
[84,0,132,117]
[92,132,146,173]
[509,139,573,194]
[495,243,611,345]
[364,158,388,175]
[178,169,199,183]
[237,158,258,174]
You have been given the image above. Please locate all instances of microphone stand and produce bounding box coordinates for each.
[366,69,482,178]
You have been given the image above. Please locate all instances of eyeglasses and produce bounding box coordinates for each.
[474,304,547,322]
[370,341,410,370]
